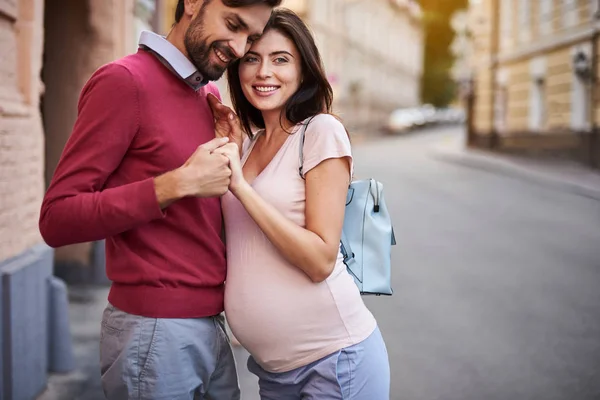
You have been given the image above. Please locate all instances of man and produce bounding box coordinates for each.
[39,0,280,398]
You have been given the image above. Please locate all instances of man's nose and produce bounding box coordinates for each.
[229,37,247,60]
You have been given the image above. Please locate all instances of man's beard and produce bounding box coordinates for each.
[184,11,236,81]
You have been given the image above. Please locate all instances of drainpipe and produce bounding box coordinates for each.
[489,0,500,150]
[591,3,600,168]
[591,30,598,168]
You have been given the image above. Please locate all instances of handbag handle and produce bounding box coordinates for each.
[298,116,317,179]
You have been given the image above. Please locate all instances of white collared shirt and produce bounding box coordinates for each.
[138,31,207,91]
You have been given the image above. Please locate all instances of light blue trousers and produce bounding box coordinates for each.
[247,327,390,399]
[100,303,240,400]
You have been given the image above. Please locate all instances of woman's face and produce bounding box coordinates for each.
[238,29,302,114]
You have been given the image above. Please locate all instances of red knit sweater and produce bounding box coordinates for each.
[40,50,226,318]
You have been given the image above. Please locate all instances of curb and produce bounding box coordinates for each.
[431,144,600,201]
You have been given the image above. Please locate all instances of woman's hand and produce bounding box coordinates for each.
[207,93,243,153]
[212,142,248,195]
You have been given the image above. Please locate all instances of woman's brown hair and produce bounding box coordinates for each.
[227,8,333,136]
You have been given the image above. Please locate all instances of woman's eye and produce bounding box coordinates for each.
[274,57,288,63]
[244,57,258,63]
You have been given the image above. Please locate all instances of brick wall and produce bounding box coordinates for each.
[0,0,45,262]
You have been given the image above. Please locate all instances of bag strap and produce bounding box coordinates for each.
[341,230,362,283]
[298,115,363,283]
[340,230,354,263]
[298,116,317,179]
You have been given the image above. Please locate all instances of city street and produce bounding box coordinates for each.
[43,126,600,400]
[236,126,600,400]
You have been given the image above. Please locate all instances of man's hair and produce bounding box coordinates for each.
[175,0,282,23]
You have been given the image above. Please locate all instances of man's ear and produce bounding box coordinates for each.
[184,0,201,18]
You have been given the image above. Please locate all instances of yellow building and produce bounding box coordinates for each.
[469,0,600,167]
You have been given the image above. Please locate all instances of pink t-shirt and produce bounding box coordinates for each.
[222,114,376,373]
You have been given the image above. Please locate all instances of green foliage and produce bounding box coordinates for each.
[419,0,469,107]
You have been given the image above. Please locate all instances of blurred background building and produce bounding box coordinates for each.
[468,0,600,168]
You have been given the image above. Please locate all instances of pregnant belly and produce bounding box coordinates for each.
[224,276,349,369]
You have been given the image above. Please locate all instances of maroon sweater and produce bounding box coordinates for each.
[40,50,226,318]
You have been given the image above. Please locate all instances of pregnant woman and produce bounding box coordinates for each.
[214,8,391,400]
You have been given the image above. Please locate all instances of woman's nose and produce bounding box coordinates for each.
[257,62,272,78]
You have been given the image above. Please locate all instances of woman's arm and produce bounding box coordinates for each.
[216,143,350,283]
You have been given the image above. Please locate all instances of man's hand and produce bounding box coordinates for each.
[207,93,243,152]
[154,137,231,208]
[180,137,232,197]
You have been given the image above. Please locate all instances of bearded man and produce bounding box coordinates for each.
[39,1,280,398]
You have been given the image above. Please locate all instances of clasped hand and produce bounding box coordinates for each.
[212,142,246,195]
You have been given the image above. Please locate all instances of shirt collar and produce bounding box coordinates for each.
[138,31,208,90]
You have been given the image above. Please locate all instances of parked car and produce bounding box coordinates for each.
[385,108,424,134]
[385,105,466,134]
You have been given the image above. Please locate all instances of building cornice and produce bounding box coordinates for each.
[495,25,597,64]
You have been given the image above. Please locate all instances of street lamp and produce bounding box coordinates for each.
[573,50,593,81]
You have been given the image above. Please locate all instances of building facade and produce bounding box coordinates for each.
[469,0,600,167]
[0,1,160,398]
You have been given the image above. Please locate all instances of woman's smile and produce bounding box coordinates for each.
[252,85,281,96]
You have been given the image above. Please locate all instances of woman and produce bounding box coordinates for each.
[213,8,390,399]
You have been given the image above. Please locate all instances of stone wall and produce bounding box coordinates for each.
[0,0,46,262]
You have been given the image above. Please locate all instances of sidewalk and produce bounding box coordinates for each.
[37,286,259,400]
[430,132,600,201]
[37,286,109,400]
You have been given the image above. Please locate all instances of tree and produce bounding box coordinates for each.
[419,0,469,107]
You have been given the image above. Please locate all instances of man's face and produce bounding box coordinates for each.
[184,0,272,81]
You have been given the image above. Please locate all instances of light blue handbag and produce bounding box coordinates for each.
[299,118,396,295]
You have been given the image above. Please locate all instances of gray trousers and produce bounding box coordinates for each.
[247,327,390,399]
[100,303,240,400]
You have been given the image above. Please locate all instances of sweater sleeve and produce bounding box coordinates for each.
[39,63,165,248]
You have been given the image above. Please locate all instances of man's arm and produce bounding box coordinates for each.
[39,63,166,248]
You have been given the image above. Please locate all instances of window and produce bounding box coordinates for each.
[494,87,508,133]
[519,0,531,42]
[500,0,512,49]
[571,75,590,130]
[540,0,553,35]
[529,57,546,131]
[529,78,546,131]
[562,0,578,28]
[494,69,509,133]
